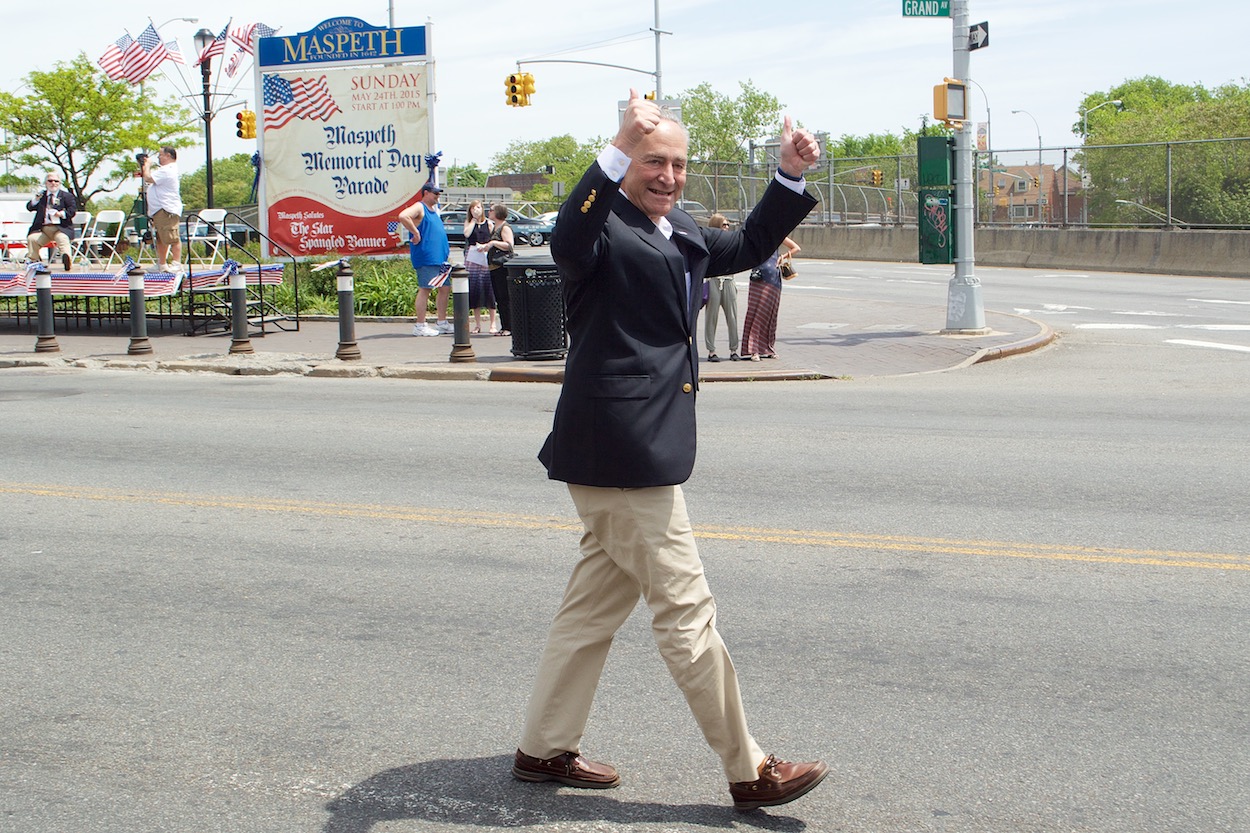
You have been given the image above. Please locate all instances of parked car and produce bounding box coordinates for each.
[439,207,555,247]
[675,199,711,222]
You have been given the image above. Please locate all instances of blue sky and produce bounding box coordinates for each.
[8,0,1247,175]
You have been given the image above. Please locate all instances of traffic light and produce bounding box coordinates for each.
[645,90,657,100]
[1032,175,1040,187]
[506,72,536,106]
[235,110,256,139]
[993,184,1000,196]
[871,169,883,187]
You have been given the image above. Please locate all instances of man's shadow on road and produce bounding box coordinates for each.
[323,754,806,832]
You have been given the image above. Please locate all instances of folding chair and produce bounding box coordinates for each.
[75,209,127,268]
[67,211,92,266]
[187,208,228,265]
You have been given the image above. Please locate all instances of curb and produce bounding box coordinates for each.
[971,316,1056,365]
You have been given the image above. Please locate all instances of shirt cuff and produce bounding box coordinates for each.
[597,144,631,183]
[774,170,805,194]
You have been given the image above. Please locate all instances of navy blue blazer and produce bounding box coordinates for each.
[538,160,816,488]
[26,188,77,233]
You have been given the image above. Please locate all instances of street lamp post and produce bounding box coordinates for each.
[965,77,990,223]
[193,27,216,209]
[1079,98,1122,225]
[1012,109,1042,224]
[1081,98,1123,140]
[155,16,198,30]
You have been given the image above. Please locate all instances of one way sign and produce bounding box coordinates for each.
[969,21,989,50]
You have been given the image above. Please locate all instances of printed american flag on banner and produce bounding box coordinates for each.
[195,21,230,66]
[122,24,169,84]
[98,34,134,80]
[262,75,342,130]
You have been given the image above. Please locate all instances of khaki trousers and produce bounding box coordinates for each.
[27,225,71,260]
[519,483,765,783]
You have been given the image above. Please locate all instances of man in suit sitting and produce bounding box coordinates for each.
[513,89,828,812]
[25,172,77,271]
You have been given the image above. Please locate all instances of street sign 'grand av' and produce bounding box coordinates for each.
[902,0,951,16]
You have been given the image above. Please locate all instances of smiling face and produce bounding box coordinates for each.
[621,119,688,224]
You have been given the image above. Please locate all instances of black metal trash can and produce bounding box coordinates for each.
[506,255,567,360]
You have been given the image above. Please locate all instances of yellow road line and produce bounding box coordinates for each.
[4,482,1247,572]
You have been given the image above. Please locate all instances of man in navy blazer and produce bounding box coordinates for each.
[515,90,829,812]
[25,172,77,271]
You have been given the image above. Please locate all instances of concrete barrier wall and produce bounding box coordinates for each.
[789,226,1250,279]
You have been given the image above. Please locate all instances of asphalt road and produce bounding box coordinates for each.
[1,270,1247,833]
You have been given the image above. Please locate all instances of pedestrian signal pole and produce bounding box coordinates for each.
[943,0,986,331]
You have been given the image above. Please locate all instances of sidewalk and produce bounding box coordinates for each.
[0,289,1054,382]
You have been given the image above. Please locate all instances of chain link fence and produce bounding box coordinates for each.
[682,136,1250,230]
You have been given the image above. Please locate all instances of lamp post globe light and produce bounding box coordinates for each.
[193,27,216,208]
[1011,108,1043,224]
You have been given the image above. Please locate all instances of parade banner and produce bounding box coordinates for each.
[256,19,432,258]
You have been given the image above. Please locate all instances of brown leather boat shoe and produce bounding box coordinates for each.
[729,754,829,811]
[512,749,621,789]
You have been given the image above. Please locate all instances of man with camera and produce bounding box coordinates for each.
[25,172,77,271]
[141,147,183,273]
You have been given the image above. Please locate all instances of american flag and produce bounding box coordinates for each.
[262,75,341,130]
[224,23,276,77]
[165,39,185,65]
[21,271,183,298]
[195,21,230,66]
[229,22,276,54]
[122,24,169,84]
[0,269,30,295]
[224,50,243,78]
[98,34,134,80]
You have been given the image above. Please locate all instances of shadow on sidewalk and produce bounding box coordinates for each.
[322,754,807,832]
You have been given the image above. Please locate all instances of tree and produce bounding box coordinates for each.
[679,80,784,162]
[1076,76,1250,226]
[445,162,488,188]
[180,153,260,210]
[490,135,590,175]
[490,135,602,209]
[0,54,194,206]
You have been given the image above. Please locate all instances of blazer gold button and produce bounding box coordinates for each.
[682,383,692,393]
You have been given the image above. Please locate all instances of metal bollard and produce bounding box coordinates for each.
[33,266,60,354]
[448,264,475,363]
[335,259,361,361]
[228,265,254,354]
[126,263,153,355]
